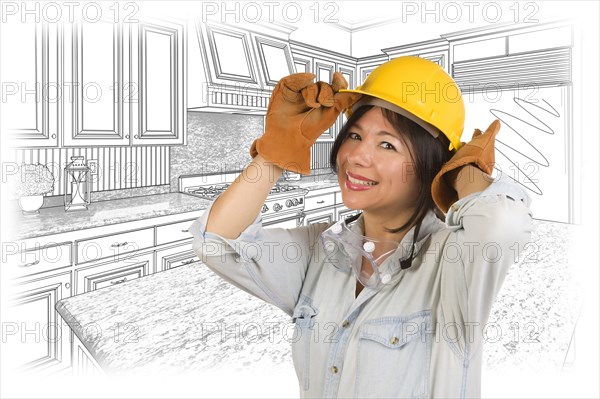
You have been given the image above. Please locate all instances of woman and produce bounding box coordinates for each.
[190,56,533,398]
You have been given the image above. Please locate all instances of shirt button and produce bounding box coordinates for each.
[342,320,350,328]
[451,204,459,212]
[331,366,339,374]
[390,336,399,345]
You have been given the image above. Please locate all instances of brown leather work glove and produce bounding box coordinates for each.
[250,72,362,175]
[431,119,501,213]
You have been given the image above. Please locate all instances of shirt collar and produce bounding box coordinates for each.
[348,209,445,266]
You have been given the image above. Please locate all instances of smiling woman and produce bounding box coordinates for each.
[190,56,533,398]
[331,105,453,239]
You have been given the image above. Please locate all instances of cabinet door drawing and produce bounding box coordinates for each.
[156,241,200,272]
[456,43,574,224]
[252,34,295,86]
[75,251,153,294]
[293,52,312,74]
[3,271,73,375]
[2,21,59,147]
[131,18,186,145]
[63,18,129,146]
[465,85,573,223]
[315,59,336,141]
[198,22,261,87]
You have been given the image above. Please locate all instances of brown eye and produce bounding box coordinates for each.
[380,142,396,151]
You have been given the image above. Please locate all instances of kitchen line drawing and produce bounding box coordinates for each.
[0,1,596,398]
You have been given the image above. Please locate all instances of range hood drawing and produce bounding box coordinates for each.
[191,20,296,114]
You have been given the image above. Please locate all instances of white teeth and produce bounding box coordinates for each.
[347,175,377,186]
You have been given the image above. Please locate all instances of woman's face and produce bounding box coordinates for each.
[337,107,420,215]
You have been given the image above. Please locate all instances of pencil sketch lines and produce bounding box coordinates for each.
[491,94,561,196]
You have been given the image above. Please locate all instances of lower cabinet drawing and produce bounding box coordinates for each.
[336,206,361,222]
[4,209,201,377]
[71,334,104,377]
[3,270,73,376]
[303,208,335,225]
[155,239,200,272]
[75,252,154,294]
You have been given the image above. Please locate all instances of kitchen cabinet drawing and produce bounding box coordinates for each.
[193,20,296,113]
[2,14,186,148]
[1,2,596,398]
[1,20,60,147]
[465,84,573,223]
[447,24,574,223]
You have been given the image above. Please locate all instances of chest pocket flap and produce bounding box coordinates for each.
[356,310,432,398]
[359,310,431,348]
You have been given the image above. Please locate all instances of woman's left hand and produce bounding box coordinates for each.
[431,119,501,213]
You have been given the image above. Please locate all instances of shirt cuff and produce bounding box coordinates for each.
[445,172,532,219]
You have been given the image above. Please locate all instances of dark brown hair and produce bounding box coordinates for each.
[330,105,453,234]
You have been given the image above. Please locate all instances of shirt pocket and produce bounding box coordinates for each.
[355,310,432,399]
[291,294,319,391]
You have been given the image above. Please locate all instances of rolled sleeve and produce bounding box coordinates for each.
[440,172,534,361]
[189,197,326,316]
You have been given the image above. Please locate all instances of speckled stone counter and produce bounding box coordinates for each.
[291,173,340,191]
[56,262,293,375]
[9,193,213,241]
[55,218,584,378]
[484,219,584,372]
[8,174,340,242]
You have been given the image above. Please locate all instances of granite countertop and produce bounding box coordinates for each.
[9,176,341,241]
[55,218,584,380]
[56,262,294,375]
[289,173,340,191]
[9,193,214,241]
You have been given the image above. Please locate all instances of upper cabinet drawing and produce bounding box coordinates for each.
[290,41,357,141]
[446,23,574,223]
[3,16,187,148]
[2,20,59,147]
[194,21,295,113]
[253,35,295,87]
[200,23,262,89]
[62,18,129,146]
[129,18,186,145]
[64,17,186,146]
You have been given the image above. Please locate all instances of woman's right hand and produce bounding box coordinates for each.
[250,72,361,175]
[207,73,360,239]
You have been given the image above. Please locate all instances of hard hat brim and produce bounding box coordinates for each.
[339,89,443,142]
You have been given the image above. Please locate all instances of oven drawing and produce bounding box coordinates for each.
[179,172,309,228]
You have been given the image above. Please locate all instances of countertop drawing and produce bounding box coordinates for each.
[9,176,341,241]
[55,218,583,376]
[10,193,212,241]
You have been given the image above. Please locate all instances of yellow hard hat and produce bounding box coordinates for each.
[340,56,465,152]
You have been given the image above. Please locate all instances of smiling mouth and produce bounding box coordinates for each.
[346,172,379,186]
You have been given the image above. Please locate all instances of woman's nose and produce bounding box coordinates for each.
[346,140,373,167]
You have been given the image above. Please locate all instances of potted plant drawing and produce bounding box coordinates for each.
[13,163,55,215]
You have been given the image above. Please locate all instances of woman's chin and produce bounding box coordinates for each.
[340,194,366,212]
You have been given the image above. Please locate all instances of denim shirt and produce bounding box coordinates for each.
[189,173,533,398]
